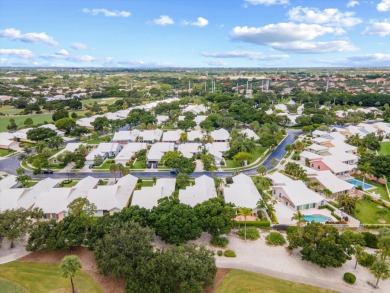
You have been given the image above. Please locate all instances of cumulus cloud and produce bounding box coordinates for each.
[191,17,209,27]
[270,41,357,54]
[321,53,390,66]
[0,49,34,59]
[82,8,131,17]
[0,28,58,45]
[288,7,362,27]
[71,42,88,50]
[153,15,174,26]
[362,21,390,36]
[245,0,289,5]
[55,49,69,56]
[377,0,390,12]
[230,23,344,45]
[201,50,289,60]
[205,60,228,66]
[347,0,359,8]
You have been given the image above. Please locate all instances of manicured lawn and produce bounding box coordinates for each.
[0,149,14,157]
[0,105,23,115]
[0,261,103,293]
[353,175,389,201]
[223,146,267,170]
[94,160,115,170]
[224,159,241,168]
[379,141,390,155]
[353,199,390,224]
[83,134,113,144]
[23,181,38,188]
[215,269,337,293]
[0,114,54,132]
[131,159,146,169]
[0,277,28,293]
[141,180,154,187]
[59,180,79,187]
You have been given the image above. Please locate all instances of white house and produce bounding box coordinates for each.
[210,128,230,142]
[179,175,217,207]
[87,174,138,216]
[112,130,141,145]
[85,143,122,165]
[147,142,175,164]
[0,175,17,190]
[267,172,325,211]
[239,129,259,140]
[138,129,163,143]
[223,174,262,211]
[206,142,230,166]
[183,104,207,115]
[115,143,147,165]
[162,130,183,143]
[156,115,169,126]
[131,178,176,209]
[178,143,202,158]
[187,130,203,142]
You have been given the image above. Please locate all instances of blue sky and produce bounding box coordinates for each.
[0,0,389,67]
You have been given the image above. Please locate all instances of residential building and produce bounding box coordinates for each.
[210,128,230,142]
[177,143,202,158]
[85,143,122,165]
[131,178,176,209]
[147,142,175,164]
[179,175,217,207]
[162,130,183,143]
[115,143,147,165]
[112,130,140,145]
[239,129,259,140]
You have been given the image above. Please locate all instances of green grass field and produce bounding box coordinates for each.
[82,134,113,144]
[0,105,22,115]
[223,146,267,170]
[353,175,389,201]
[0,261,103,293]
[0,149,14,157]
[0,114,54,132]
[380,141,390,155]
[215,270,337,293]
[353,199,390,224]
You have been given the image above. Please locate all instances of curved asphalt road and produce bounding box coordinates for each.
[0,130,300,179]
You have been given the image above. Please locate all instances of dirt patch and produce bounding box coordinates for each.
[378,219,386,224]
[377,205,384,209]
[203,268,230,293]
[19,247,125,293]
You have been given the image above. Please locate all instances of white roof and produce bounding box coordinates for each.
[86,143,120,161]
[67,176,99,202]
[87,175,138,211]
[131,178,176,209]
[224,174,261,209]
[0,138,17,148]
[18,178,60,209]
[179,175,217,207]
[112,130,141,142]
[206,142,230,153]
[183,104,207,114]
[0,175,17,190]
[306,168,355,194]
[373,122,390,134]
[187,130,203,141]
[0,188,25,212]
[268,172,324,206]
[178,143,202,158]
[139,129,163,142]
[240,129,259,140]
[162,130,183,142]
[307,144,328,152]
[76,116,97,128]
[300,151,323,160]
[194,115,207,125]
[147,142,175,161]
[115,143,147,161]
[34,188,73,214]
[0,132,15,141]
[156,115,169,125]
[327,148,357,163]
[210,128,230,141]
[318,156,356,174]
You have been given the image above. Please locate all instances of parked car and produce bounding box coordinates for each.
[42,169,53,174]
[170,169,178,175]
[147,163,152,169]
[88,164,94,169]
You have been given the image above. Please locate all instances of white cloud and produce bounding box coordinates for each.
[82,8,131,17]
[245,0,289,5]
[201,50,289,60]
[362,21,390,36]
[230,23,344,45]
[71,42,88,50]
[377,0,390,12]
[321,53,390,66]
[153,15,174,26]
[288,7,362,27]
[191,17,209,27]
[0,49,34,59]
[0,28,58,45]
[347,0,359,8]
[205,60,227,66]
[271,41,357,54]
[55,49,69,56]
[41,53,95,62]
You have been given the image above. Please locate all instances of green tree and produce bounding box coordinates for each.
[237,207,253,242]
[0,209,31,248]
[109,163,119,183]
[336,194,358,215]
[55,117,76,133]
[370,259,390,289]
[48,135,64,149]
[16,174,31,187]
[176,173,190,190]
[257,165,267,175]
[26,219,58,252]
[150,197,202,244]
[93,154,104,166]
[52,109,69,121]
[7,118,17,131]
[287,223,353,268]
[24,118,34,126]
[233,152,252,166]
[27,127,57,141]
[291,210,306,228]
[195,197,235,236]
[358,162,374,191]
[59,255,82,293]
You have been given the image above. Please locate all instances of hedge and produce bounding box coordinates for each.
[224,250,236,257]
[266,232,286,246]
[217,250,223,257]
[357,252,376,267]
[210,236,229,248]
[343,272,356,284]
[234,220,270,228]
[237,227,260,240]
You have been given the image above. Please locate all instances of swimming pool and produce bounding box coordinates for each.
[303,214,331,223]
[346,179,374,190]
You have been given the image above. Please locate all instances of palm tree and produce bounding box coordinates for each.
[237,207,253,242]
[59,255,82,293]
[291,210,306,228]
[358,162,374,191]
[109,163,119,183]
[370,259,390,289]
[48,135,64,149]
[354,245,364,269]
[321,188,333,198]
[257,165,267,176]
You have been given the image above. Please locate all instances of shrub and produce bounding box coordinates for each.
[362,232,378,249]
[357,252,376,267]
[217,250,223,256]
[286,226,298,235]
[343,272,356,284]
[234,220,270,228]
[210,236,229,248]
[266,232,286,246]
[226,176,233,184]
[224,250,236,257]
[272,224,290,231]
[237,227,260,240]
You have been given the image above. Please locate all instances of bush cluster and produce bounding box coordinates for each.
[362,232,378,249]
[217,250,223,256]
[237,227,260,240]
[224,250,236,257]
[357,252,376,267]
[210,236,229,248]
[343,272,356,284]
[234,220,271,228]
[265,232,286,246]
